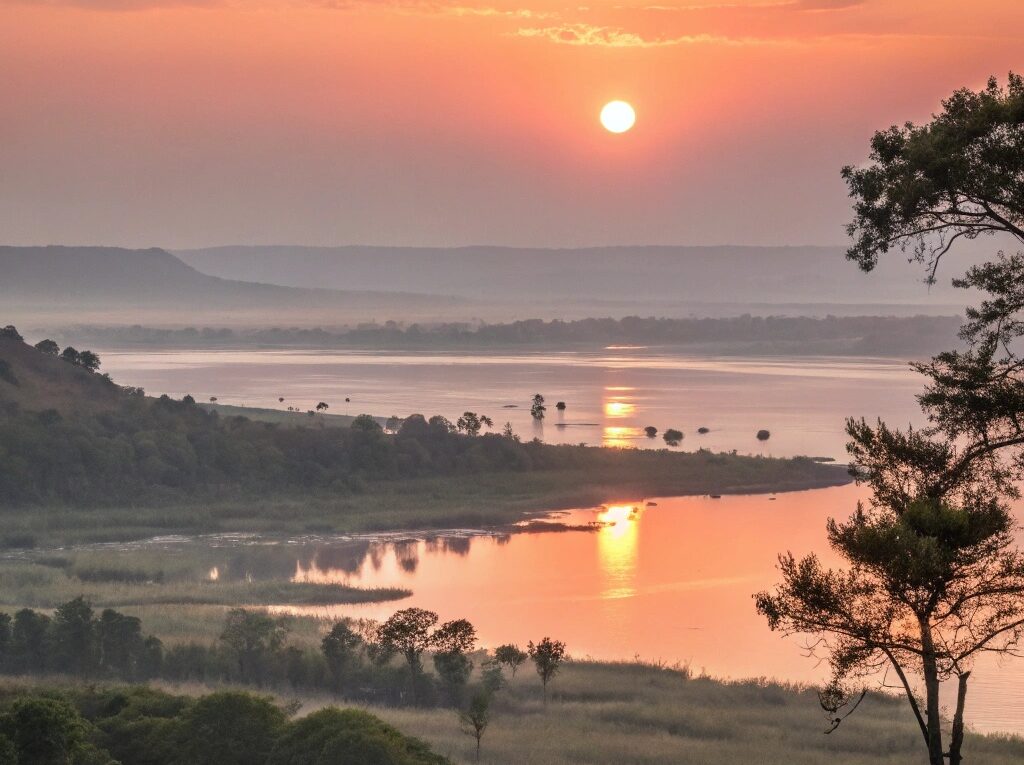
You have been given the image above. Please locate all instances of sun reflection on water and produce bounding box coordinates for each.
[597,504,641,599]
[604,400,635,418]
[603,425,644,448]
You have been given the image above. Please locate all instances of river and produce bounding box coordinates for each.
[92,347,1024,734]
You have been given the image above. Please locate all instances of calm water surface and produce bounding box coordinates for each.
[98,348,923,460]
[91,349,1024,734]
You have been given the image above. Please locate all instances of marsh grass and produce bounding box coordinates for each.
[0,558,408,610]
[356,662,1024,765]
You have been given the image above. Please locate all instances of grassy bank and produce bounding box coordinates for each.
[0,552,409,613]
[133,661,1023,765]
[201,402,363,427]
[358,662,1024,764]
[1,453,849,547]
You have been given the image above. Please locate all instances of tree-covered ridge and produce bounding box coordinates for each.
[0,327,845,508]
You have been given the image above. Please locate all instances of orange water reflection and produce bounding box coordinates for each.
[602,426,642,448]
[272,487,858,682]
[603,400,635,418]
[267,485,1024,734]
[597,505,640,600]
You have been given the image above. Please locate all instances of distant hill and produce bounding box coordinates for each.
[0,326,121,415]
[0,246,463,325]
[175,244,971,315]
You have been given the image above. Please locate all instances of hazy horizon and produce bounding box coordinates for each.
[3,1,1023,249]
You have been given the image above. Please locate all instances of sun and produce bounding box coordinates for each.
[600,101,636,134]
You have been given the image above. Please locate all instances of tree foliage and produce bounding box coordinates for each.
[455,412,493,437]
[530,394,546,421]
[758,73,1024,765]
[0,687,449,765]
[843,73,1024,282]
[493,644,528,678]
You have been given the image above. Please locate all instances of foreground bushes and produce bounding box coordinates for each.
[0,686,449,765]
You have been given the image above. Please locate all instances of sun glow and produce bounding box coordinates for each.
[597,504,641,600]
[604,400,635,418]
[600,101,636,133]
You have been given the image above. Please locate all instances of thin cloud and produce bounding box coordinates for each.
[441,4,553,19]
[7,0,222,8]
[795,0,865,8]
[515,23,759,47]
[6,0,551,13]
[635,0,866,11]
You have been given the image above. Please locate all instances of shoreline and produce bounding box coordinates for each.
[0,461,852,548]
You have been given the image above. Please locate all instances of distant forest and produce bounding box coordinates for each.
[57,314,963,356]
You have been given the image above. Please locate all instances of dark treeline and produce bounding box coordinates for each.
[0,327,562,504]
[0,391,544,505]
[0,598,162,682]
[0,685,448,765]
[0,600,561,714]
[57,314,964,356]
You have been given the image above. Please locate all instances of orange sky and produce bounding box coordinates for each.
[1,0,1022,248]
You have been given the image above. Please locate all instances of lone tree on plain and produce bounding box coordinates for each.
[555,401,566,412]
[644,426,658,438]
[756,429,770,441]
[456,412,493,437]
[493,643,528,678]
[315,401,329,412]
[530,394,546,421]
[459,688,492,762]
[527,637,566,704]
[756,74,1024,765]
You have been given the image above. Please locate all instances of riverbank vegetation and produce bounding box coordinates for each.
[0,327,848,545]
[2,601,1022,764]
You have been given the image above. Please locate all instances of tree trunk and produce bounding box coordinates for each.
[948,671,971,765]
[920,622,945,765]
